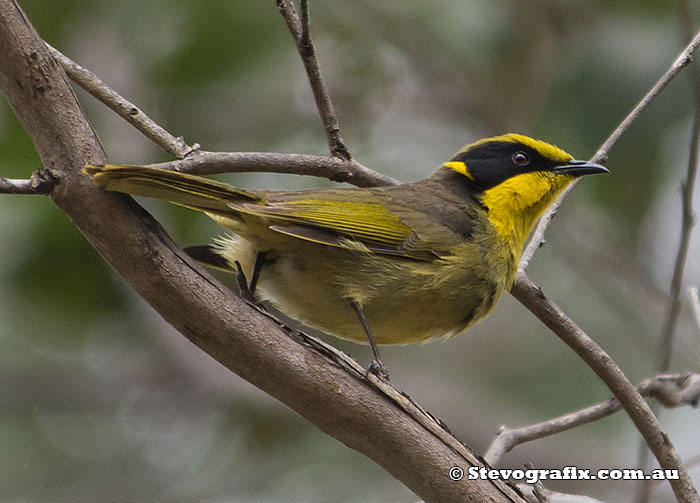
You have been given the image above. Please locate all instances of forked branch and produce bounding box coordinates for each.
[485,372,700,465]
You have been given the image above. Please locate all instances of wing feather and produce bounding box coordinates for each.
[230,189,463,261]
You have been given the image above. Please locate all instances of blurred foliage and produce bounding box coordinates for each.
[2,0,700,502]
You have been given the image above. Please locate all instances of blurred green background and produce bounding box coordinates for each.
[1,0,700,501]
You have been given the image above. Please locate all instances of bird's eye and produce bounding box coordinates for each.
[512,151,530,167]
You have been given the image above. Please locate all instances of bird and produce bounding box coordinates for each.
[84,133,608,378]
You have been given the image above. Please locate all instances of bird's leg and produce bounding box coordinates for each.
[234,252,265,303]
[248,252,264,295]
[349,300,389,380]
[234,261,256,303]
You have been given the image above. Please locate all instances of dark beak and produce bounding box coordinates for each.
[552,159,609,177]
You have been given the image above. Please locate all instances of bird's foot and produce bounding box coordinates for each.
[366,360,390,381]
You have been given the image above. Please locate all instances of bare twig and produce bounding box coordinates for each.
[0,177,39,194]
[485,372,700,465]
[689,287,700,335]
[152,149,399,187]
[276,0,351,159]
[636,17,700,503]
[518,27,700,272]
[657,97,700,372]
[47,44,196,160]
[510,278,699,502]
[0,169,55,194]
[592,29,700,164]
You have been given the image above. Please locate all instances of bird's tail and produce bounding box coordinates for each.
[82,164,261,216]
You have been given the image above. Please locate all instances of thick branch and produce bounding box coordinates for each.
[276,0,351,159]
[0,2,525,501]
[485,372,700,465]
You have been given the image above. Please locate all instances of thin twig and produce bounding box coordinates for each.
[636,16,700,503]
[0,177,39,194]
[657,91,700,373]
[0,169,55,195]
[485,372,700,465]
[276,0,351,160]
[510,278,700,502]
[151,150,399,187]
[47,44,196,160]
[592,29,700,164]
[518,27,700,273]
[689,287,700,336]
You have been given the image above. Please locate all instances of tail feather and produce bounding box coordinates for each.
[83,164,261,215]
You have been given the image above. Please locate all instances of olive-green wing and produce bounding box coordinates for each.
[83,164,466,261]
[232,189,463,261]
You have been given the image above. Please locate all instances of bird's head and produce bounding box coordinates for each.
[440,133,608,250]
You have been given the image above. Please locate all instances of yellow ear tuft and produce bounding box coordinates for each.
[443,161,474,180]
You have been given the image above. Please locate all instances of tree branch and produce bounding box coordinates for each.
[591,28,700,164]
[154,149,399,187]
[689,287,700,336]
[485,372,700,465]
[46,44,196,160]
[658,33,700,382]
[276,0,351,159]
[0,169,54,194]
[0,2,525,501]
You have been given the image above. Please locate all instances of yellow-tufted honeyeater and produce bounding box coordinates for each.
[84,134,608,377]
